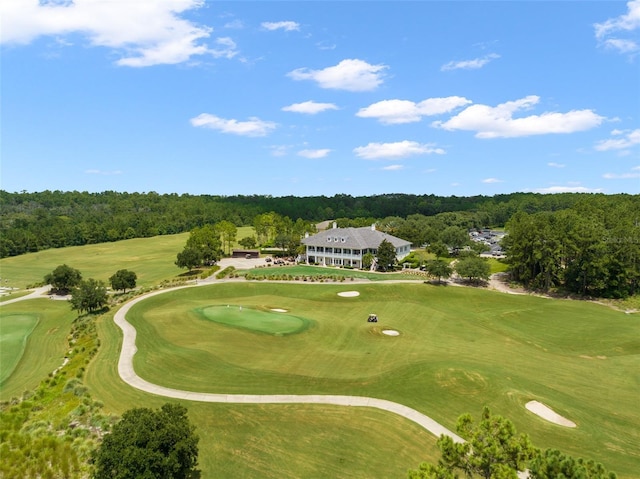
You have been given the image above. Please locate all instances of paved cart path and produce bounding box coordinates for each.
[114,285,464,443]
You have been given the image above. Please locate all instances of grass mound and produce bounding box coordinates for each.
[196,305,311,336]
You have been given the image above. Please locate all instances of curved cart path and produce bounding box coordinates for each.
[0,286,51,306]
[114,285,463,443]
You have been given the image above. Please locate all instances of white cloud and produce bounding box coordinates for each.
[261,21,300,32]
[298,149,331,159]
[441,53,500,71]
[594,0,640,39]
[0,0,239,67]
[224,19,244,29]
[433,95,604,138]
[353,141,445,160]
[287,59,387,92]
[594,128,640,151]
[594,0,640,54]
[603,171,640,179]
[547,162,566,168]
[209,37,238,59]
[482,178,503,184]
[534,186,603,194]
[282,101,339,114]
[603,38,639,53]
[382,165,404,171]
[190,113,276,137]
[269,145,290,157]
[316,41,336,50]
[356,97,471,124]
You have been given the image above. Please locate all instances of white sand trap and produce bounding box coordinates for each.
[382,329,400,336]
[337,291,360,297]
[271,308,288,312]
[525,401,576,428]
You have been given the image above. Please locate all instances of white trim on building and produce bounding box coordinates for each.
[301,223,411,268]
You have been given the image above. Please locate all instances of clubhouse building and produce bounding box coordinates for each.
[301,223,411,269]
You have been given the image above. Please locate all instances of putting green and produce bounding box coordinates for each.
[0,314,39,384]
[196,305,311,336]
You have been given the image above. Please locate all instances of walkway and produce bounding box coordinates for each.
[0,286,50,306]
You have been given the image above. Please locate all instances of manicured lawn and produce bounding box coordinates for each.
[4,233,639,478]
[84,310,442,479]
[0,291,30,302]
[0,313,38,384]
[123,282,640,477]
[197,305,311,335]
[487,257,509,274]
[0,233,189,290]
[0,299,76,399]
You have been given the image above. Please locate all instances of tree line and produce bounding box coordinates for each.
[0,190,597,258]
[503,195,640,298]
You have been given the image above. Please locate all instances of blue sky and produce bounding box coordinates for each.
[1,1,639,197]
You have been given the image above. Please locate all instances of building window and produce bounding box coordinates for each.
[335,248,341,254]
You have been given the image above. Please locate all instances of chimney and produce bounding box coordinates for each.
[333,222,337,229]
[371,223,376,231]
[305,232,309,238]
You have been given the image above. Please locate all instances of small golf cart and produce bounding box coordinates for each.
[367,313,378,323]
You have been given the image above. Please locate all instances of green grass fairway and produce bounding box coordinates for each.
[0,300,77,399]
[197,305,311,335]
[123,282,640,477]
[0,233,189,290]
[85,310,442,479]
[0,314,39,383]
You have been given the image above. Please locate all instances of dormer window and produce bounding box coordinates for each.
[327,237,332,242]
[334,237,338,242]
[341,238,346,243]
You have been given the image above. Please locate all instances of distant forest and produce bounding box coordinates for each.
[2,190,639,298]
[0,190,588,258]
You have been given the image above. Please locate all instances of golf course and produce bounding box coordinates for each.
[1,235,639,478]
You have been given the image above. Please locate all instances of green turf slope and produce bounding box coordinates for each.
[122,282,639,476]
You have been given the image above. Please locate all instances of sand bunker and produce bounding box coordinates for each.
[382,329,400,336]
[270,308,288,312]
[525,401,576,428]
[337,291,360,297]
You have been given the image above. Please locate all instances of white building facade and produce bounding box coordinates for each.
[301,223,411,269]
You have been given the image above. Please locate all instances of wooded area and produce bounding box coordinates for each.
[2,190,638,299]
[0,190,607,257]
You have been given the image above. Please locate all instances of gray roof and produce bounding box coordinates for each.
[301,226,411,250]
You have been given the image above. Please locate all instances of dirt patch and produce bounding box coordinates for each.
[488,273,527,295]
[525,400,576,427]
